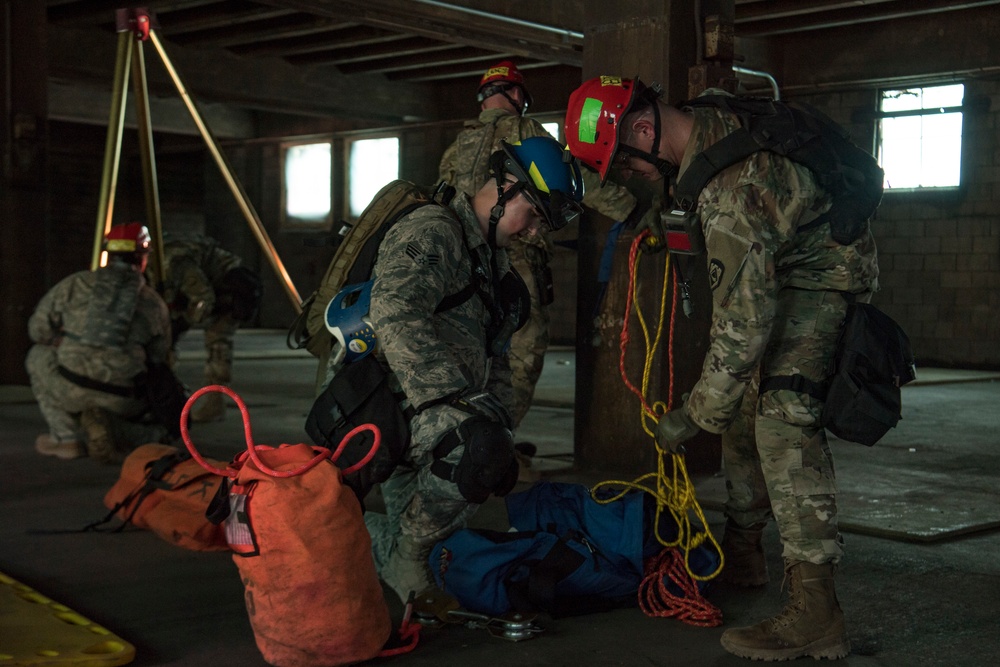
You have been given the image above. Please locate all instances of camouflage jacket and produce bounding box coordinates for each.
[438,109,638,236]
[158,233,242,323]
[28,265,171,386]
[369,194,513,412]
[680,99,880,433]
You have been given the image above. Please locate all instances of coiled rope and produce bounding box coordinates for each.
[590,230,723,627]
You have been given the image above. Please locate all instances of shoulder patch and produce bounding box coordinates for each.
[405,243,441,266]
[708,258,725,291]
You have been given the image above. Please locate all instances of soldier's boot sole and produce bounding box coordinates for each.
[81,408,119,464]
[34,434,86,460]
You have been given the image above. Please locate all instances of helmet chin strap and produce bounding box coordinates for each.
[618,100,678,179]
[501,91,526,116]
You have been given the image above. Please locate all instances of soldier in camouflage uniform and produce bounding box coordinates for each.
[156,233,262,422]
[26,223,172,463]
[566,77,879,661]
[439,60,639,428]
[332,137,583,604]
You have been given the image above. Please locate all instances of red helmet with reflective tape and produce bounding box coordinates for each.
[477,60,532,113]
[104,222,151,254]
[564,76,641,183]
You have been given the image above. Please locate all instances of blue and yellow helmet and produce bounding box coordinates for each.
[492,136,585,231]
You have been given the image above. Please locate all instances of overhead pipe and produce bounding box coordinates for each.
[410,0,583,42]
[733,65,781,100]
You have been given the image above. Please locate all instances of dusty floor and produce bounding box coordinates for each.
[2,330,999,666]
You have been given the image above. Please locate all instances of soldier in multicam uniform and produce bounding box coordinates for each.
[156,233,262,422]
[565,77,879,661]
[342,136,584,604]
[439,60,640,429]
[26,223,173,463]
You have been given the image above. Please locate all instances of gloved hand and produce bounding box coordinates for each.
[656,398,700,454]
[634,207,667,253]
[451,389,513,430]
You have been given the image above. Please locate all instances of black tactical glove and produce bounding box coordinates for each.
[655,395,700,454]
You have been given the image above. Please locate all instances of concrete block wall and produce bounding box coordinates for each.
[798,82,1000,369]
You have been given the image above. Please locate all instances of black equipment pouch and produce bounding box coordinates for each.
[487,269,531,357]
[821,302,916,446]
[305,354,411,502]
[140,363,189,439]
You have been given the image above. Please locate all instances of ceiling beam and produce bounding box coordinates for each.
[47,0,219,24]
[166,14,353,48]
[338,45,501,75]
[229,25,408,58]
[286,37,460,66]
[47,24,435,122]
[255,0,583,67]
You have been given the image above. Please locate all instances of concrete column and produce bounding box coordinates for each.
[1,1,49,384]
[574,0,726,474]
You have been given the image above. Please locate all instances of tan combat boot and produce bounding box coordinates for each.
[34,434,85,460]
[718,519,769,587]
[81,407,123,464]
[720,561,850,661]
[191,392,226,422]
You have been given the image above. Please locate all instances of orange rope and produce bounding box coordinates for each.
[639,549,723,627]
[596,230,723,627]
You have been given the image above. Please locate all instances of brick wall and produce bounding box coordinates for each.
[797,83,1000,369]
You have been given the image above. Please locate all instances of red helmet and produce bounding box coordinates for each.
[477,60,532,112]
[104,222,151,254]
[564,76,641,183]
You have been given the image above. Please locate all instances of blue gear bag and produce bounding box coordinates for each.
[429,481,719,617]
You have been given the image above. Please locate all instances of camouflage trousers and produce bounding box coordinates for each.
[506,238,551,428]
[25,344,166,446]
[722,289,856,566]
[201,313,238,385]
[365,404,479,596]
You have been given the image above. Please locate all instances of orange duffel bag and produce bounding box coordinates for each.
[101,443,229,552]
[182,385,416,667]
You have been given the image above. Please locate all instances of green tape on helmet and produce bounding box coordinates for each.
[578,98,602,144]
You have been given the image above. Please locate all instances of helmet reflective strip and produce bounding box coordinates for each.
[578,98,603,144]
[106,239,137,253]
[527,162,550,194]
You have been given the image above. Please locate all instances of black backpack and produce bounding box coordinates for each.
[675,95,885,245]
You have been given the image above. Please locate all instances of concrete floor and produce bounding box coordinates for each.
[2,330,999,666]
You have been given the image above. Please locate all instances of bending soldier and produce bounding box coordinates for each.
[332,137,584,603]
[565,77,879,662]
[439,60,640,429]
[27,223,174,463]
[157,233,262,422]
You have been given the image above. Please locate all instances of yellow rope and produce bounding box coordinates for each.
[591,245,723,582]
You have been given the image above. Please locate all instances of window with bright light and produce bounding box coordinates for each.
[348,136,400,218]
[878,84,964,190]
[283,142,332,225]
[542,122,561,142]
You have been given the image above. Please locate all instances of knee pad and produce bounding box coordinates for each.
[430,416,517,504]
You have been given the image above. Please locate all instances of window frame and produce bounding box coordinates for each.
[280,139,334,230]
[343,132,402,221]
[875,83,965,193]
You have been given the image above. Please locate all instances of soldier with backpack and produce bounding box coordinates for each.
[565,76,881,661]
[319,136,584,605]
[439,60,641,429]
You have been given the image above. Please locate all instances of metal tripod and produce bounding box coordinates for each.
[91,8,302,313]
